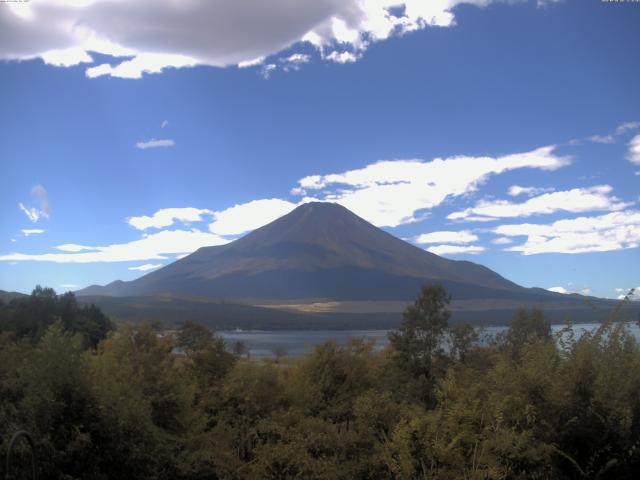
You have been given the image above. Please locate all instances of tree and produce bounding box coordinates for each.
[232,339,248,357]
[449,323,479,362]
[390,284,451,360]
[176,320,214,354]
[0,287,113,347]
[504,306,551,357]
[389,284,451,403]
[176,320,236,388]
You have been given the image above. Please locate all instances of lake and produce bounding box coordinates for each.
[220,322,640,358]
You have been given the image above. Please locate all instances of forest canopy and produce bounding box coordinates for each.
[1,285,639,479]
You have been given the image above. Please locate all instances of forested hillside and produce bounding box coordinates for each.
[1,286,639,479]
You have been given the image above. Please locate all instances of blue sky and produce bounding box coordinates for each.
[1,0,639,299]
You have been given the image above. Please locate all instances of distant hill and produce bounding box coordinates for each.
[77,293,639,330]
[76,294,402,330]
[0,290,28,303]
[79,202,566,302]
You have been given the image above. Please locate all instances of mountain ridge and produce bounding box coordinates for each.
[77,202,569,304]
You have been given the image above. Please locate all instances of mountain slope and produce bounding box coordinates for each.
[0,290,29,303]
[78,202,561,302]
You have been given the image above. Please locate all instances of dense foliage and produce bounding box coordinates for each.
[1,285,640,479]
[0,286,113,347]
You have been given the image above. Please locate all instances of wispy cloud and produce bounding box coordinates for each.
[135,138,175,150]
[415,230,478,245]
[448,185,631,222]
[426,245,485,256]
[0,229,229,264]
[579,121,640,145]
[128,208,213,230]
[507,185,554,197]
[627,134,640,165]
[588,134,615,144]
[129,263,163,272]
[491,237,513,245]
[55,244,97,252]
[21,229,45,237]
[293,146,571,228]
[209,199,298,236]
[616,122,640,135]
[19,204,41,222]
[281,53,311,72]
[238,57,265,69]
[325,51,359,64]
[260,63,277,79]
[128,200,299,237]
[18,185,50,223]
[547,286,568,294]
[495,210,640,255]
[417,230,484,255]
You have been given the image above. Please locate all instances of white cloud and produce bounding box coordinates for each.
[161,120,169,129]
[19,204,40,222]
[261,63,277,79]
[495,210,640,255]
[41,47,93,67]
[238,56,265,68]
[0,0,539,78]
[129,263,163,272]
[415,230,478,245]
[281,53,311,71]
[427,244,485,256]
[326,50,359,64]
[21,229,45,237]
[0,229,229,264]
[616,122,640,135]
[588,134,615,144]
[209,199,298,236]
[10,239,17,243]
[293,146,571,227]
[59,284,78,289]
[448,185,631,222]
[128,201,299,236]
[135,138,175,150]
[491,237,513,245]
[507,185,554,197]
[55,244,96,252]
[128,207,213,230]
[18,184,50,223]
[627,134,640,165]
[87,53,198,79]
[584,121,640,145]
[547,286,568,294]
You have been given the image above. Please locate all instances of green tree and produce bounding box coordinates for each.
[0,286,113,347]
[449,323,479,362]
[176,320,236,390]
[504,306,552,357]
[388,283,451,404]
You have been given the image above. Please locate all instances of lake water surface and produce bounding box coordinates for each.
[221,322,640,358]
